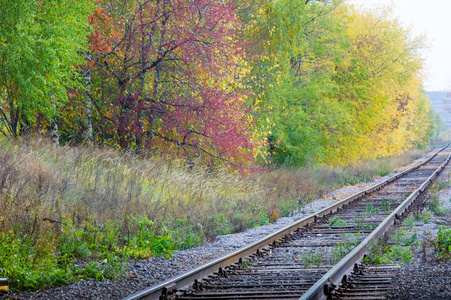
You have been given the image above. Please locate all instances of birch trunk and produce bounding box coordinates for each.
[49,99,59,145]
[50,120,59,145]
[83,53,93,145]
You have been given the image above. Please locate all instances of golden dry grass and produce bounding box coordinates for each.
[0,136,429,241]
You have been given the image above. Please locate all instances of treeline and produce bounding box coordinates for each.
[0,0,439,167]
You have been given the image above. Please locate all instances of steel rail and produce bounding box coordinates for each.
[123,145,448,300]
[299,147,451,300]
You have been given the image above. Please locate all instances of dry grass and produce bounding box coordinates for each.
[0,137,271,241]
[0,136,429,244]
[258,147,427,204]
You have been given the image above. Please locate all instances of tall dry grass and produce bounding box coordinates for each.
[0,136,429,243]
[0,137,271,241]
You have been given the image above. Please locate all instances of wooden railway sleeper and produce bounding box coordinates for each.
[159,283,177,300]
[225,265,236,270]
[323,278,338,300]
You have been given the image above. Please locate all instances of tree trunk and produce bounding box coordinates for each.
[83,53,93,145]
[50,120,59,145]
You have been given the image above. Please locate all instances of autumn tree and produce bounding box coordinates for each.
[329,6,430,164]
[0,0,93,138]
[242,0,348,165]
[81,0,256,166]
[242,1,435,166]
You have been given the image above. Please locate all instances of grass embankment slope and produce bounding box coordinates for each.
[0,137,446,291]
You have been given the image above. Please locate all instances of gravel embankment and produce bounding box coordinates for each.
[386,263,451,300]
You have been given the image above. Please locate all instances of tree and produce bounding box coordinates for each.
[0,0,93,138]
[242,1,433,166]
[242,0,348,165]
[329,6,429,164]
[85,0,256,166]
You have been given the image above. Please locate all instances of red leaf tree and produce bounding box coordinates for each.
[88,0,255,166]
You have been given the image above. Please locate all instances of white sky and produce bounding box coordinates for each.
[347,0,451,91]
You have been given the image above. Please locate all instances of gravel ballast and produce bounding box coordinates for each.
[386,263,451,300]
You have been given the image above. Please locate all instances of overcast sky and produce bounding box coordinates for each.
[347,0,451,91]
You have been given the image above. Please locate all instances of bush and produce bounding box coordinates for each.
[0,232,74,291]
[436,226,451,258]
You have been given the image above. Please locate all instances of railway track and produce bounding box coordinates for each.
[330,263,400,300]
[124,146,451,300]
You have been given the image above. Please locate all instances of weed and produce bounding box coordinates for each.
[353,213,366,229]
[279,199,304,217]
[364,243,413,265]
[436,226,451,258]
[207,214,234,237]
[430,180,451,191]
[75,254,128,281]
[427,195,449,216]
[102,253,129,280]
[392,228,408,245]
[352,213,375,229]
[256,209,271,227]
[299,252,323,268]
[381,199,392,213]
[402,215,416,229]
[331,232,361,263]
[239,258,251,270]
[343,174,364,185]
[329,216,347,226]
[168,218,204,251]
[364,227,417,265]
[384,245,414,263]
[363,240,387,265]
[365,204,380,214]
[77,261,105,281]
[415,211,431,224]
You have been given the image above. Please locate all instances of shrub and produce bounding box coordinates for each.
[436,226,451,258]
[329,216,347,226]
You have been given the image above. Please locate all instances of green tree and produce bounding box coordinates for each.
[0,0,92,137]
[243,1,433,166]
[242,0,348,165]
